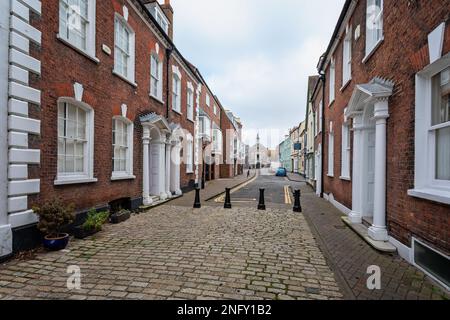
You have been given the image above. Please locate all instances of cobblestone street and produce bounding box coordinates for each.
[0,205,342,300]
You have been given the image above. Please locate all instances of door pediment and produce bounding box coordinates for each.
[140,112,171,132]
[345,77,394,118]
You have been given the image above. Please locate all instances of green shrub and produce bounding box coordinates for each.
[33,198,75,237]
[82,209,110,231]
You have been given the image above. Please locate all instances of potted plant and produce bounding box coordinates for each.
[73,209,110,239]
[33,198,75,251]
[109,208,131,224]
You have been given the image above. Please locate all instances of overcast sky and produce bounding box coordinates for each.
[170,0,345,148]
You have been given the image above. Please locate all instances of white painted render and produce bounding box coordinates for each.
[1,0,42,258]
[0,0,12,257]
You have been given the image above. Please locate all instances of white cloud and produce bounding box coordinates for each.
[170,0,345,146]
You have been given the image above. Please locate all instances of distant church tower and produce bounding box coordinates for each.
[256,133,261,169]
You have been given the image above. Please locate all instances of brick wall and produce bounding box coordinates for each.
[32,0,198,212]
[321,0,450,254]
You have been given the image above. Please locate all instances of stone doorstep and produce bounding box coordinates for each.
[341,216,397,253]
[139,194,183,211]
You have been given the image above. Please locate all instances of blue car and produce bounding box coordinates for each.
[275,167,287,177]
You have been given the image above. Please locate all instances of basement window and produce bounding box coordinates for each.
[412,238,450,291]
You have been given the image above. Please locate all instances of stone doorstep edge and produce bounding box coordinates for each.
[341,216,397,253]
[139,194,183,211]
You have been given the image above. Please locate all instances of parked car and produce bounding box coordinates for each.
[275,167,287,177]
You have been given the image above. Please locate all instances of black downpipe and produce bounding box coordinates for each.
[165,47,173,119]
[320,72,326,199]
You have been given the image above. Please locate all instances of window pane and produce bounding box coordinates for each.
[67,120,76,138]
[68,103,77,120]
[75,142,84,157]
[65,157,75,172]
[436,126,450,180]
[77,122,85,140]
[58,119,65,138]
[66,140,75,156]
[432,69,450,126]
[75,157,84,172]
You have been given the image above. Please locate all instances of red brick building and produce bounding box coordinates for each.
[315,0,449,289]
[0,0,243,256]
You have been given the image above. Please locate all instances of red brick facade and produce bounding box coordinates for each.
[318,0,450,255]
[26,0,240,216]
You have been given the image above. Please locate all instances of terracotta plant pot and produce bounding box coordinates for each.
[43,233,70,251]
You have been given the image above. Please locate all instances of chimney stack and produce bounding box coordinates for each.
[160,0,174,40]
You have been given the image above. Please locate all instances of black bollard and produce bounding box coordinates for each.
[224,188,232,209]
[193,188,201,209]
[293,190,302,213]
[258,188,266,210]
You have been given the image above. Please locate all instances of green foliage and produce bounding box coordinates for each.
[33,198,75,237]
[82,209,110,231]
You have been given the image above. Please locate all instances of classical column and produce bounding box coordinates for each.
[368,98,389,241]
[159,141,168,200]
[349,113,364,224]
[142,127,152,206]
[165,137,172,199]
[170,141,182,195]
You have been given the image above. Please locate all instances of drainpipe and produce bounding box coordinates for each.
[320,72,326,199]
[165,47,173,119]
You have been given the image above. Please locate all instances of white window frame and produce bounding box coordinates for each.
[341,121,351,180]
[187,82,194,121]
[150,54,163,101]
[342,25,352,87]
[55,97,96,185]
[172,74,181,113]
[365,0,384,59]
[328,121,334,177]
[409,56,450,204]
[154,6,169,34]
[329,57,336,104]
[58,0,97,59]
[206,94,210,107]
[186,135,194,173]
[113,14,136,85]
[111,116,134,180]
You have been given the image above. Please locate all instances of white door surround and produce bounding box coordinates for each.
[315,145,322,197]
[345,78,394,242]
[169,123,183,196]
[140,113,183,206]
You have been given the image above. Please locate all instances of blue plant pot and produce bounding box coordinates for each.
[43,233,70,251]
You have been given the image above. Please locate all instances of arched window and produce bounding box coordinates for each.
[56,98,96,185]
[112,117,134,180]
